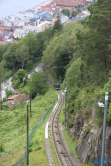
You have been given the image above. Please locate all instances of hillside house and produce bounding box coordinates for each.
[7,94,30,108]
[37,21,49,31]
[0,30,13,40]
[13,29,29,39]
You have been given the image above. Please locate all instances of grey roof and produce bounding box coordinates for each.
[45,16,53,21]
[0,30,11,36]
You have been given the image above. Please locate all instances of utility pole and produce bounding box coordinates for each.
[30,92,31,118]
[0,67,3,110]
[26,104,29,165]
[29,78,32,118]
[101,92,108,166]
[0,80,2,110]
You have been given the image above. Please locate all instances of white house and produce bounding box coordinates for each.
[37,21,49,31]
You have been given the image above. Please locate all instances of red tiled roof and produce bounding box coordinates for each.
[8,94,30,103]
[41,0,85,14]
[41,5,52,11]
[53,0,85,7]
[0,41,6,45]
[65,20,73,24]
[0,25,5,30]
[7,94,30,108]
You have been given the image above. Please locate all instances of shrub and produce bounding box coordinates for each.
[0,143,4,153]
[5,88,15,98]
[68,122,73,128]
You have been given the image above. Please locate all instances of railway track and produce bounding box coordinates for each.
[51,91,74,166]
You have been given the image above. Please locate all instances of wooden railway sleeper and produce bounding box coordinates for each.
[56,139,61,144]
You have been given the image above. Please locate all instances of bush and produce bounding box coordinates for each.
[0,143,4,153]
[107,103,111,125]
[5,88,14,98]
[35,146,42,151]
[12,69,26,89]
[68,122,73,128]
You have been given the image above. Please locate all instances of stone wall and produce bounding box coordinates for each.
[76,123,111,166]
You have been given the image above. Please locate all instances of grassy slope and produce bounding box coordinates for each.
[0,87,57,166]
[59,107,79,158]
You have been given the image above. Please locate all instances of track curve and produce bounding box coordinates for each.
[51,91,74,166]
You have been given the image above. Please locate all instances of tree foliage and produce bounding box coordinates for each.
[2,28,53,77]
[16,44,30,69]
[35,27,53,58]
[0,44,10,62]
[3,43,18,73]
[12,69,26,89]
[53,15,63,34]
[71,10,77,17]
[29,71,48,98]
[63,0,111,126]
[43,22,84,80]
[61,9,70,17]
[75,0,111,86]
[1,0,111,129]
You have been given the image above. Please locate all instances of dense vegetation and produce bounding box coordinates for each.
[43,0,111,127]
[0,27,53,79]
[0,0,111,128]
[0,0,111,164]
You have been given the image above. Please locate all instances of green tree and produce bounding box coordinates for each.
[66,58,82,88]
[43,22,84,80]
[15,44,30,69]
[61,9,70,17]
[12,69,26,89]
[77,8,81,13]
[72,10,77,17]
[3,43,18,72]
[5,89,14,98]
[29,71,48,98]
[76,0,111,85]
[53,15,63,33]
[0,44,11,62]
[19,33,37,64]
[0,45,6,62]
[35,27,53,59]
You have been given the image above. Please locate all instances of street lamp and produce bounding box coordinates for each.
[98,92,108,166]
[64,87,67,129]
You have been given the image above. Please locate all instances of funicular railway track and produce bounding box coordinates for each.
[51,91,74,166]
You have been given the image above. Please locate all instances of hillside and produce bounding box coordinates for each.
[0,87,57,166]
[0,0,111,165]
